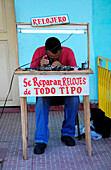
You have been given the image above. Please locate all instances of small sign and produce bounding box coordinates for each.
[18,74,89,97]
[31,14,70,27]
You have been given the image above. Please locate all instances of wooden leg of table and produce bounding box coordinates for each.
[20,97,28,160]
[83,96,88,145]
[24,97,28,143]
[83,95,92,156]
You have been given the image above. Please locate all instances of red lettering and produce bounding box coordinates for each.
[42,18,45,24]
[62,77,67,86]
[28,91,31,95]
[76,78,79,85]
[57,80,62,86]
[59,87,65,94]
[24,88,28,95]
[39,80,42,86]
[46,18,50,23]
[32,77,40,87]
[77,87,82,94]
[37,19,41,25]
[42,80,46,87]
[24,88,31,95]
[83,77,86,85]
[50,17,54,23]
[32,19,38,25]
[45,87,50,94]
[28,80,32,86]
[66,86,69,94]
[67,78,71,85]
[53,17,58,23]
[79,77,82,85]
[62,16,66,22]
[70,87,76,94]
[34,87,56,95]
[53,80,57,85]
[51,87,56,94]
[34,88,39,95]
[72,78,76,85]
[23,78,28,87]
[40,88,44,94]
[58,17,63,23]
[75,78,80,85]
[23,78,32,87]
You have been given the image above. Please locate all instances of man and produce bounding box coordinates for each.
[30,37,79,154]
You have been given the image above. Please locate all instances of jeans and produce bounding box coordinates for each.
[35,96,80,144]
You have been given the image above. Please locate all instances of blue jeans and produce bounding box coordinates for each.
[35,96,79,144]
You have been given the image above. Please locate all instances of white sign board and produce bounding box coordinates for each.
[18,74,89,97]
[31,14,70,27]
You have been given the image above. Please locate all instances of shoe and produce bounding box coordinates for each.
[34,143,47,154]
[61,136,75,146]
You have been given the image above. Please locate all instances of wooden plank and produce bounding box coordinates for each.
[87,23,90,69]
[20,97,28,160]
[17,24,87,30]
[83,96,88,145]
[17,70,92,158]
[83,95,92,156]
[15,69,94,75]
[24,97,28,143]
[14,20,19,67]
[16,22,88,27]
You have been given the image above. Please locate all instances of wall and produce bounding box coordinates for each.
[92,0,111,69]
[91,0,111,106]
[14,0,98,103]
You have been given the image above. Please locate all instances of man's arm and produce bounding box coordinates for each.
[40,55,49,67]
[30,49,40,68]
[51,61,64,67]
[67,48,77,67]
[30,47,46,68]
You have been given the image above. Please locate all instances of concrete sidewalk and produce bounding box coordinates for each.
[0,110,111,170]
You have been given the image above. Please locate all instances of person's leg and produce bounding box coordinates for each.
[61,96,80,137]
[35,97,51,144]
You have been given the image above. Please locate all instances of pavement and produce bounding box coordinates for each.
[0,110,111,170]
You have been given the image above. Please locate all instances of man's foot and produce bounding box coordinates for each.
[34,143,47,154]
[61,136,75,146]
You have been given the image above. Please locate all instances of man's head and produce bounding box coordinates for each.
[45,37,62,62]
[45,37,61,54]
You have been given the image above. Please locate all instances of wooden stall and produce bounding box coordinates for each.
[15,23,94,159]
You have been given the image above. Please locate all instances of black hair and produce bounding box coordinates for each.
[45,37,61,54]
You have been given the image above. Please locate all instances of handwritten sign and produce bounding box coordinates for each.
[31,14,70,27]
[18,74,89,97]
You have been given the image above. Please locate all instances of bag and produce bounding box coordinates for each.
[90,108,111,138]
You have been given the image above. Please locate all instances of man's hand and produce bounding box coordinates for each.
[40,55,49,67]
[51,61,63,67]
